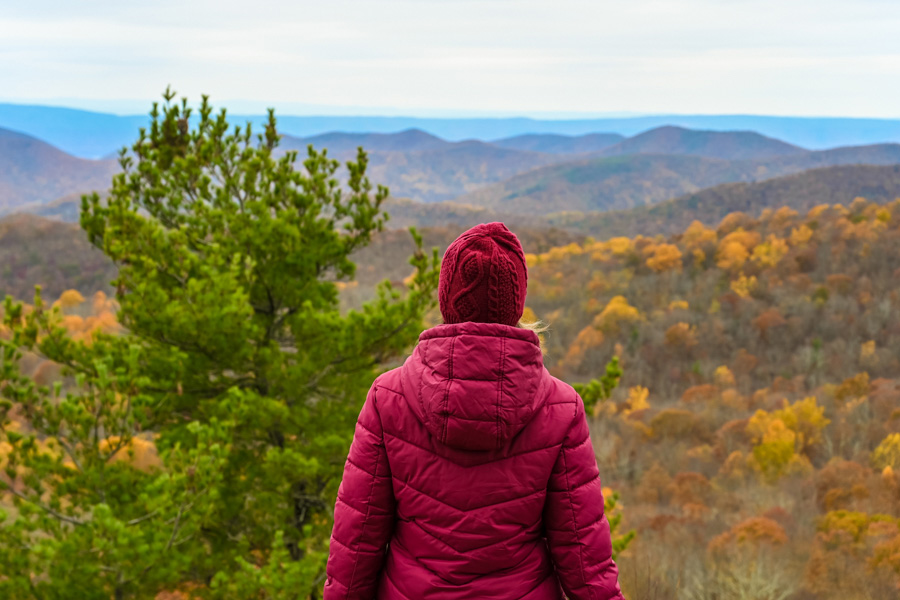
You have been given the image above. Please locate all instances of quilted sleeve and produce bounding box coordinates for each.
[323,384,395,600]
[544,393,624,600]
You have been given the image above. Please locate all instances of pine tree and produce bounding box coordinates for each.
[1,88,439,599]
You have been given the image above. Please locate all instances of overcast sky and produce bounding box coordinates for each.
[1,0,899,117]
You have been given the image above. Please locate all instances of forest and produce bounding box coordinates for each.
[2,94,900,599]
[526,198,900,598]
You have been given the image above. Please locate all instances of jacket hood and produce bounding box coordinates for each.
[400,322,547,451]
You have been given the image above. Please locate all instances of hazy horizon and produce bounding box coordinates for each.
[5,98,900,121]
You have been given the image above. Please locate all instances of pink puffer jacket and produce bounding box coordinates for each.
[324,322,624,599]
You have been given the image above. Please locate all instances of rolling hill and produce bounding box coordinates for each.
[455,142,900,216]
[329,140,564,203]
[453,154,742,214]
[0,210,578,304]
[490,133,624,154]
[379,197,551,231]
[549,164,900,240]
[752,143,900,179]
[280,131,568,203]
[0,213,117,300]
[280,128,449,157]
[0,128,117,214]
[598,125,807,160]
[8,121,900,232]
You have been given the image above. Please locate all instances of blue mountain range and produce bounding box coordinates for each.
[2,103,900,159]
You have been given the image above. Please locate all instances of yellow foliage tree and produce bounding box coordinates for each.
[716,241,750,271]
[594,296,642,335]
[730,274,758,298]
[682,220,718,248]
[623,386,650,417]
[872,434,900,470]
[747,396,829,480]
[834,372,870,403]
[790,224,814,246]
[776,396,831,454]
[56,289,86,309]
[747,416,799,481]
[645,243,683,273]
[544,242,584,263]
[714,365,736,388]
[607,237,634,257]
[668,299,689,311]
[721,228,762,251]
[752,234,789,268]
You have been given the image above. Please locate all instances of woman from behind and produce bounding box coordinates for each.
[324,222,624,599]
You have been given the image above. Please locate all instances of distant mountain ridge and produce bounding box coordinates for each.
[281,129,449,156]
[4,102,900,157]
[597,126,806,160]
[0,127,116,214]
[4,119,900,220]
[0,104,147,159]
[281,131,572,203]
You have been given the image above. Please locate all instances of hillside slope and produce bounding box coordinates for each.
[280,131,566,203]
[551,164,900,239]
[365,141,564,203]
[599,125,807,160]
[0,211,577,303]
[754,143,900,178]
[520,195,900,598]
[0,213,116,300]
[0,128,117,213]
[490,133,624,154]
[456,142,900,216]
[455,154,742,214]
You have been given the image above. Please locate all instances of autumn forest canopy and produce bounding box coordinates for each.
[2,92,900,599]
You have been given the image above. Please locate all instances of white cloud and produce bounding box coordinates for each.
[1,0,898,116]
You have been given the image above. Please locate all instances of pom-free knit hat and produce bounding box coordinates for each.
[438,222,528,326]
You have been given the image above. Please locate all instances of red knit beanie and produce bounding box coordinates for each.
[439,222,528,326]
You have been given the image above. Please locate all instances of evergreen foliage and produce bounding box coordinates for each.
[0,89,440,599]
[573,356,623,414]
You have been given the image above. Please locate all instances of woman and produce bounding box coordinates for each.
[323,223,624,599]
